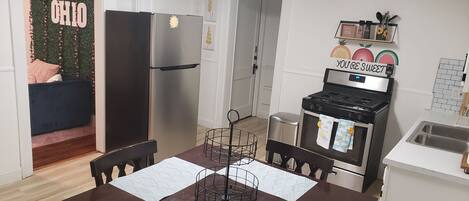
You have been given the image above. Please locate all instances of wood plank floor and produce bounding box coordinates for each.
[0,117,268,201]
[0,117,380,200]
[33,135,96,169]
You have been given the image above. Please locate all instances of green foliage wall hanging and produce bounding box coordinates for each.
[30,0,94,80]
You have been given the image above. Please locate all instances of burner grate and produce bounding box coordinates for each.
[308,91,387,112]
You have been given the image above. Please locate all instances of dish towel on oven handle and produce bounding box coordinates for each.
[316,114,335,149]
[333,119,355,153]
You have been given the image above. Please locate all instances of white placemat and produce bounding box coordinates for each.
[110,157,212,201]
[218,159,317,201]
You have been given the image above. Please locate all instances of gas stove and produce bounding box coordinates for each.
[298,69,394,193]
[312,91,385,110]
[302,69,393,123]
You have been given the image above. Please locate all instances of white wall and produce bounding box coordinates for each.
[198,0,239,128]
[0,0,33,185]
[0,0,22,180]
[153,0,200,15]
[270,0,469,178]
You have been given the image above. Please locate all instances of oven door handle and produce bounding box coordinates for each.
[302,110,371,128]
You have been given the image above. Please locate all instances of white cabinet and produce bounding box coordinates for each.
[382,111,469,201]
[382,164,469,201]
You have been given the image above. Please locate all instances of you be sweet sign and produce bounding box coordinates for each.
[330,58,395,77]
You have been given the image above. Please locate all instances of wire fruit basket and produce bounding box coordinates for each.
[195,110,259,201]
[195,166,259,201]
[203,127,257,165]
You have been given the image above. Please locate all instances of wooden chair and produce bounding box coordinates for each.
[90,140,157,186]
[266,139,334,181]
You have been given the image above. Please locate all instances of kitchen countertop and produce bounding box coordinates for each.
[383,109,469,186]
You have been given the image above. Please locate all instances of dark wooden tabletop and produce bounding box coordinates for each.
[65,184,143,201]
[65,145,377,201]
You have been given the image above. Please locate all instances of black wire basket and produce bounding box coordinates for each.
[203,128,258,165]
[196,110,259,201]
[195,166,259,201]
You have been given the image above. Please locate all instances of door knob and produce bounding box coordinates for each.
[252,64,258,74]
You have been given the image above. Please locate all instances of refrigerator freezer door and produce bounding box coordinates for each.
[150,14,203,69]
[149,66,200,161]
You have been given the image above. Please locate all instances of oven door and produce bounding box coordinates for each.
[297,109,373,175]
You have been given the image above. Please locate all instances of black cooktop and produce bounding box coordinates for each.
[307,91,388,112]
[301,69,393,123]
[302,88,390,123]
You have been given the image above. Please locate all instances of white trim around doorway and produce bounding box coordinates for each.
[10,0,34,179]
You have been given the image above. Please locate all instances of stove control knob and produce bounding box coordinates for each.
[356,114,363,121]
[315,104,322,111]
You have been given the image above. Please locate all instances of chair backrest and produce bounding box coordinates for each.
[266,140,334,181]
[90,140,157,186]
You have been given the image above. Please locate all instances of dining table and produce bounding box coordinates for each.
[65,145,377,201]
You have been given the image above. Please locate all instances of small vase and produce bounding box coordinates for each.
[375,25,389,41]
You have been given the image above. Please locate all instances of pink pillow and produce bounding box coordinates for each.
[28,60,60,84]
[27,74,36,84]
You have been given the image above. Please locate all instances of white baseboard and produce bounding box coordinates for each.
[198,117,214,128]
[0,168,22,187]
[255,111,269,120]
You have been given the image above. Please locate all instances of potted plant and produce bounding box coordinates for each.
[375,12,398,41]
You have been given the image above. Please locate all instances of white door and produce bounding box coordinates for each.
[254,0,282,119]
[231,0,262,119]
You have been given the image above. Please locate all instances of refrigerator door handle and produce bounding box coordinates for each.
[150,64,199,71]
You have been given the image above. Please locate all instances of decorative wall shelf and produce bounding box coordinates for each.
[335,21,398,44]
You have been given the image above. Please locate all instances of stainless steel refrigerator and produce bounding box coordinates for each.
[148,14,203,161]
[105,11,202,158]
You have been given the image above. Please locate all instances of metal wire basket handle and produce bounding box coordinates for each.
[227,109,240,125]
[198,109,259,201]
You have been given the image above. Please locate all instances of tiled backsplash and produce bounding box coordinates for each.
[431,58,466,113]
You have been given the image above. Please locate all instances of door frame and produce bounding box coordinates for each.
[230,0,281,120]
[229,0,263,119]
[251,0,269,118]
[221,0,283,126]
[11,0,34,179]
[214,0,239,127]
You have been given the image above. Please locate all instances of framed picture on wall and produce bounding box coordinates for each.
[203,23,216,50]
[340,24,357,38]
[205,0,217,22]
